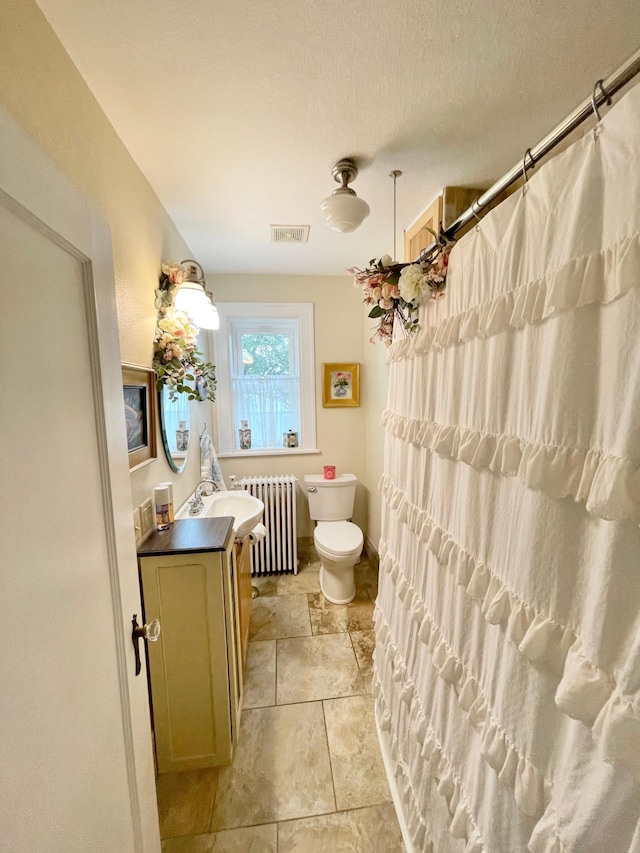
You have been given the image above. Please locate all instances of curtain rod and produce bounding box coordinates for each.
[418,45,640,259]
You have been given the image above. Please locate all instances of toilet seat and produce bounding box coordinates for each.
[314,521,363,559]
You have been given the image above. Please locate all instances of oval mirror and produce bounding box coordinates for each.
[159,388,191,473]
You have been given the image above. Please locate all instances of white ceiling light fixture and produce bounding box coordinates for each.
[174,259,220,330]
[320,158,370,233]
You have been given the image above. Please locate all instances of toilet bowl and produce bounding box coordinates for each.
[313,520,363,604]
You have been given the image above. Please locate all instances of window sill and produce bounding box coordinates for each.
[217,447,320,459]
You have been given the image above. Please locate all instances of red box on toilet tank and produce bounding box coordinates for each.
[323,465,336,480]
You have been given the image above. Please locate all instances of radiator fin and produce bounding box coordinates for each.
[240,476,298,575]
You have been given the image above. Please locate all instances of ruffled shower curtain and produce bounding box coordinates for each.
[374,82,640,853]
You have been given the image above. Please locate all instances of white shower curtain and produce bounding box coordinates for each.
[374,82,640,853]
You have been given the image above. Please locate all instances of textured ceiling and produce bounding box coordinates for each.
[37,0,640,275]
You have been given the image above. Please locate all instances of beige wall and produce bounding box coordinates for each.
[0,0,390,543]
[360,325,389,554]
[207,274,367,537]
[0,0,205,514]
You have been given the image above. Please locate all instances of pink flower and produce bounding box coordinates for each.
[370,286,382,301]
[379,297,394,310]
[381,283,394,299]
[368,273,386,287]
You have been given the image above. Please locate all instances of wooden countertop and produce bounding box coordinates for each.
[137,517,234,557]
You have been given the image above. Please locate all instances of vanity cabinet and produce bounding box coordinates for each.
[234,540,253,667]
[138,517,242,772]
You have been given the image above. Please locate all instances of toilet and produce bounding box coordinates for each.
[305,473,364,604]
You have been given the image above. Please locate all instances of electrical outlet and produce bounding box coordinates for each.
[132,507,141,543]
[140,498,154,536]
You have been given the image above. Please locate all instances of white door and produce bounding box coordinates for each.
[0,111,160,851]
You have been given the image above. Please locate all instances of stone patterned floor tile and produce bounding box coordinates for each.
[354,561,379,603]
[277,803,404,852]
[276,633,364,704]
[323,695,391,811]
[211,702,335,830]
[162,834,215,853]
[161,823,277,853]
[350,629,375,693]
[156,768,219,839]
[276,564,321,596]
[249,594,311,641]
[251,575,278,597]
[243,640,276,709]
[307,589,375,635]
[296,537,316,565]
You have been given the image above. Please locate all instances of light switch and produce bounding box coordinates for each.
[132,506,142,542]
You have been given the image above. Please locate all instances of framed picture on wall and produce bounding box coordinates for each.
[322,363,360,408]
[122,364,157,470]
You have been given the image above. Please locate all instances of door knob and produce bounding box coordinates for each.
[131,614,161,676]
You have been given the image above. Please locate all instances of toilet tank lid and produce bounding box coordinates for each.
[305,473,357,487]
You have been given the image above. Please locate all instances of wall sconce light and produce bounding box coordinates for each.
[174,259,220,330]
[320,158,370,233]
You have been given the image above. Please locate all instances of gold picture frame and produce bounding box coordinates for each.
[122,364,157,470]
[322,363,360,408]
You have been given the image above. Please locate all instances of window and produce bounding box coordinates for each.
[213,303,317,455]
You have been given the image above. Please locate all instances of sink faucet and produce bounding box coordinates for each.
[188,478,220,514]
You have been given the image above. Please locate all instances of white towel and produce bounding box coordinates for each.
[247,522,267,544]
[200,433,226,490]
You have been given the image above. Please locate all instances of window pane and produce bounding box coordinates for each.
[232,376,300,449]
[241,333,292,376]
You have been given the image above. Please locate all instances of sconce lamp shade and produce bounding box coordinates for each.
[174,259,220,330]
[320,190,370,233]
[320,158,370,233]
[174,280,211,318]
[198,301,220,331]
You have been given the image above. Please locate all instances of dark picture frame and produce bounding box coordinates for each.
[122,364,157,470]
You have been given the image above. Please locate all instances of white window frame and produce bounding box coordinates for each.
[213,302,318,457]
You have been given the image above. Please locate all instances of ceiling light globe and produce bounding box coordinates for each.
[320,191,370,233]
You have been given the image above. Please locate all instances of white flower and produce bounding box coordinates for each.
[158,308,196,338]
[399,265,424,303]
[380,254,394,268]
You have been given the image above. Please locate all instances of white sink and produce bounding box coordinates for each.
[176,489,264,539]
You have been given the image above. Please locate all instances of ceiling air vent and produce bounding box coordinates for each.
[270,225,310,244]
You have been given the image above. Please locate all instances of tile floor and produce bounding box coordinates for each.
[157,545,404,852]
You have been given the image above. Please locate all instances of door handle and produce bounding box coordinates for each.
[131,614,161,676]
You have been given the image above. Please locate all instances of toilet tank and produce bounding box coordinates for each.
[304,473,357,521]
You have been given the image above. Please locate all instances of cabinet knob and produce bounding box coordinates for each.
[131,614,161,676]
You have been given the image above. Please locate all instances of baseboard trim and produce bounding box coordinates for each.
[375,716,413,853]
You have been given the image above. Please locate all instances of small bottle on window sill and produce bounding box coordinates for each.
[239,420,252,450]
[284,429,298,448]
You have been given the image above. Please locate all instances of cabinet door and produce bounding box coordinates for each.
[141,552,233,772]
[235,542,253,667]
[404,195,442,262]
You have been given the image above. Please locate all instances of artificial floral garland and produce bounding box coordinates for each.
[348,232,452,344]
[153,261,217,402]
